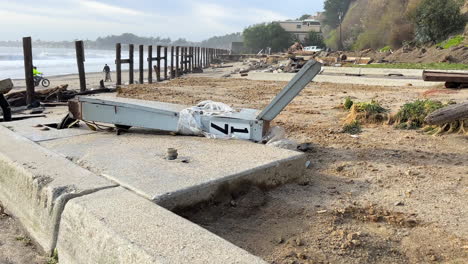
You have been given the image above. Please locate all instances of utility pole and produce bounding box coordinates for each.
[338,11,344,50]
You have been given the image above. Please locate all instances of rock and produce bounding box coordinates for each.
[297,143,313,152]
[336,165,345,172]
[295,238,304,246]
[298,253,308,260]
[0,79,13,94]
[394,201,404,206]
[277,237,285,244]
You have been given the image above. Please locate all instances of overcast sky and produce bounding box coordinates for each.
[0,0,324,41]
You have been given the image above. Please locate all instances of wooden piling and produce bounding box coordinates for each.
[116,43,122,86]
[75,40,86,92]
[198,47,201,68]
[148,45,153,83]
[187,47,192,72]
[184,47,188,72]
[139,45,144,84]
[129,44,134,84]
[164,46,168,80]
[156,46,161,82]
[170,46,174,79]
[22,37,35,105]
[175,46,180,78]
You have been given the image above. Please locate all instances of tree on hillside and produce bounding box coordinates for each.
[304,32,325,47]
[200,33,243,49]
[243,23,293,52]
[298,14,312,20]
[323,0,352,28]
[412,0,465,43]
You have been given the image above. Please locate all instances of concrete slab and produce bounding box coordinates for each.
[0,125,117,253]
[57,187,266,264]
[2,106,96,142]
[40,130,307,209]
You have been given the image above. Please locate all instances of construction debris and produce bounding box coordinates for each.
[5,85,116,107]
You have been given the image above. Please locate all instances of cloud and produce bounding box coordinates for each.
[79,0,145,16]
[0,0,299,41]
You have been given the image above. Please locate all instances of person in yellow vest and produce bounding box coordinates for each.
[33,66,42,83]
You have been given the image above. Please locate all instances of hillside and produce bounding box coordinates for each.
[324,0,467,51]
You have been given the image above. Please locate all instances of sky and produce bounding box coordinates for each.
[0,0,325,42]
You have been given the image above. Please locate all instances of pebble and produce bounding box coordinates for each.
[336,166,345,172]
[394,201,404,206]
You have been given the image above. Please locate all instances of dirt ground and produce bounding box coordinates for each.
[120,77,468,264]
[0,203,49,264]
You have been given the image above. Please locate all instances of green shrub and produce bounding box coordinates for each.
[394,100,445,129]
[342,120,362,134]
[412,0,465,43]
[354,101,387,114]
[379,46,392,52]
[437,35,465,49]
[344,97,354,110]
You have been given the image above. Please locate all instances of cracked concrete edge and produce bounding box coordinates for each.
[57,187,267,264]
[155,153,308,210]
[0,125,118,254]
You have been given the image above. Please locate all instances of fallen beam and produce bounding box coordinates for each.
[423,71,468,83]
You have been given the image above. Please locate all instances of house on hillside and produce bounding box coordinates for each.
[278,19,321,42]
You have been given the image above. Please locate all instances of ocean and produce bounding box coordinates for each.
[0,46,160,80]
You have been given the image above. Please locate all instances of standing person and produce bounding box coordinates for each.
[103,64,112,82]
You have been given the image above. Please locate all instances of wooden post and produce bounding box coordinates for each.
[184,47,188,73]
[156,45,161,82]
[201,47,205,68]
[170,46,174,79]
[148,45,153,83]
[164,46,168,80]
[139,45,144,84]
[192,47,196,69]
[116,43,122,86]
[75,40,86,92]
[188,47,193,72]
[175,46,180,78]
[129,44,134,84]
[180,47,184,73]
[22,37,34,105]
[198,47,203,69]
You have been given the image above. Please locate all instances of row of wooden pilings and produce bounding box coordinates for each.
[20,36,230,106]
[115,43,230,86]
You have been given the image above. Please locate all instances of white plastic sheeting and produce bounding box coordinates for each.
[177,100,234,137]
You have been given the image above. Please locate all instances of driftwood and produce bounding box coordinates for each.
[4,84,115,107]
[5,84,70,106]
[424,102,468,125]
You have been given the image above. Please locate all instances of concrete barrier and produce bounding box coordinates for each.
[58,187,266,264]
[0,126,117,253]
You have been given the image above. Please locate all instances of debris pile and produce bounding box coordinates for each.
[5,85,115,107]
